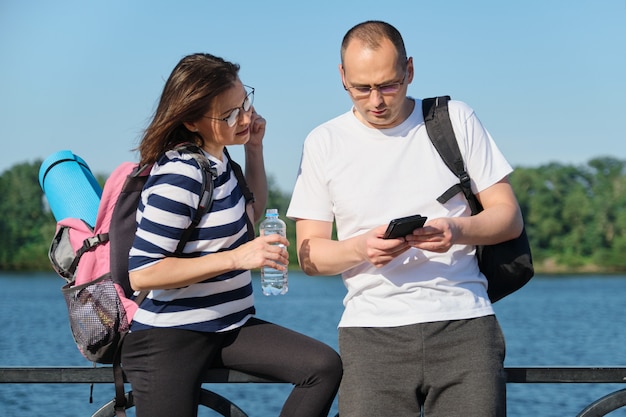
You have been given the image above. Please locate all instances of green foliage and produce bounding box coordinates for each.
[510,157,626,272]
[0,160,55,270]
[3,156,626,273]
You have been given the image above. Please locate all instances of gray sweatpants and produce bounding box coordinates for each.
[338,315,506,417]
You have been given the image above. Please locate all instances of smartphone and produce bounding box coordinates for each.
[382,214,427,239]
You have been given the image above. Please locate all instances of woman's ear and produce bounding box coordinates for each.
[183,121,198,132]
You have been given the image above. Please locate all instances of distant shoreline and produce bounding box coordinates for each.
[534,258,626,275]
[3,263,626,277]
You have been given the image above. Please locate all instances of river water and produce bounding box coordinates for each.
[1,272,625,416]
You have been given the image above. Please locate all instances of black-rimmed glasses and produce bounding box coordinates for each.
[344,73,406,99]
[204,86,255,127]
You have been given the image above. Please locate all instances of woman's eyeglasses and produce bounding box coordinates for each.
[205,86,255,127]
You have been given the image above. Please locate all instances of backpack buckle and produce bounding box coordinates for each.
[83,233,109,251]
[459,172,471,188]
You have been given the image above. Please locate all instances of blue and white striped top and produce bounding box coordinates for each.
[128,147,255,332]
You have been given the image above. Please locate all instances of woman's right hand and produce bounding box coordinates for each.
[232,234,289,272]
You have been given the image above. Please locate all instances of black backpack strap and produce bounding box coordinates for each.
[172,143,218,254]
[112,336,127,417]
[223,147,255,205]
[422,96,482,214]
[112,288,149,417]
[67,231,109,277]
[223,147,256,241]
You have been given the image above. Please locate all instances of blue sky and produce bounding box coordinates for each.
[1,0,625,192]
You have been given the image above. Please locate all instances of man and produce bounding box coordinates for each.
[287,20,523,417]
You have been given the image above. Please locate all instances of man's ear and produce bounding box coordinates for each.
[339,64,347,88]
[406,57,414,84]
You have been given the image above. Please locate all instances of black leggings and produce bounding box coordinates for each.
[121,317,342,417]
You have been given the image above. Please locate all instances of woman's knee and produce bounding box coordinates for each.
[304,345,343,385]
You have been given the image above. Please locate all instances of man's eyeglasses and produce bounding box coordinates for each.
[344,74,406,99]
[204,86,255,127]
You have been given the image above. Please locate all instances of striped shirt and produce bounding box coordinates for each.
[128,147,255,332]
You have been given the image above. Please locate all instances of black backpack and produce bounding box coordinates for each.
[422,96,534,302]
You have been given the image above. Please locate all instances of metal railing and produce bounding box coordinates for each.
[1,366,626,416]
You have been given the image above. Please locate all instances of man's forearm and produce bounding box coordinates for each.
[297,235,365,276]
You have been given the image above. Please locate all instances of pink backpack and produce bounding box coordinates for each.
[45,144,215,364]
[50,162,140,362]
[41,143,260,415]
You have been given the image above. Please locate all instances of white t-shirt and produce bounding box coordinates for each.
[287,99,513,327]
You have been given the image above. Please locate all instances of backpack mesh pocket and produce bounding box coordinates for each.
[62,274,129,362]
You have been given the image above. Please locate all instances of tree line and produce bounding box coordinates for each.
[1,156,625,273]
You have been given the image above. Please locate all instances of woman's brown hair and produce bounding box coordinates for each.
[137,53,240,165]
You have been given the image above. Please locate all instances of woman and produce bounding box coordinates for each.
[121,53,342,417]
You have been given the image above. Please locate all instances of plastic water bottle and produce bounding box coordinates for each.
[259,208,288,296]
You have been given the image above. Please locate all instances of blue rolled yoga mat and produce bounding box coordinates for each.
[39,150,102,228]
